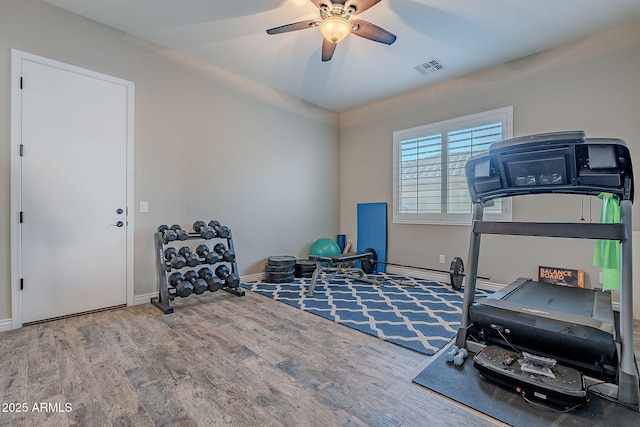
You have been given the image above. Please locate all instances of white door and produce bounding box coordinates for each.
[18,56,131,323]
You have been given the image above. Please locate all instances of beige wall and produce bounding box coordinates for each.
[340,21,640,294]
[1,1,638,322]
[0,0,340,320]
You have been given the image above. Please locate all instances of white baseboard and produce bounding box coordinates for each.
[0,318,14,332]
[384,266,505,292]
[134,292,156,306]
[242,273,265,283]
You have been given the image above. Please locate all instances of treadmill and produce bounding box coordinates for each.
[454,131,640,410]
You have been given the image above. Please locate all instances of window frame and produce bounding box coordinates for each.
[392,106,513,225]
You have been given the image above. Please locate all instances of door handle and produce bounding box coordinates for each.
[110,221,124,227]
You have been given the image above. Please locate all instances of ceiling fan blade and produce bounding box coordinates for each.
[321,39,337,62]
[351,19,397,44]
[266,19,318,35]
[345,0,382,15]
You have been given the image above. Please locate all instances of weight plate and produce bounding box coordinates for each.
[265,263,295,273]
[265,271,295,280]
[295,259,316,268]
[294,271,315,279]
[267,255,297,268]
[295,260,317,274]
[449,257,464,290]
[361,248,378,274]
[264,271,295,283]
[265,277,294,284]
[296,268,317,276]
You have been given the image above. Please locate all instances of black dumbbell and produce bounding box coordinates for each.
[195,244,222,265]
[179,246,200,267]
[176,281,193,297]
[164,247,186,269]
[192,220,216,240]
[168,272,185,288]
[213,243,235,262]
[215,265,240,288]
[170,224,189,241]
[158,224,177,242]
[208,220,230,238]
[198,267,223,292]
[184,270,208,295]
[175,274,193,298]
[164,247,178,261]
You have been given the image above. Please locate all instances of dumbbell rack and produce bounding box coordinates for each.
[151,225,245,314]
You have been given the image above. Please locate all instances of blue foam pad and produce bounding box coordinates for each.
[357,202,387,272]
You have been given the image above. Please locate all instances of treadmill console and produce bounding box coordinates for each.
[466,131,633,203]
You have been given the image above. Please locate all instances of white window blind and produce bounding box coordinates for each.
[393,107,512,225]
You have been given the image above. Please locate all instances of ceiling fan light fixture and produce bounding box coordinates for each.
[319,16,352,44]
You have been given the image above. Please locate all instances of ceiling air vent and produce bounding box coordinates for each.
[414,59,446,76]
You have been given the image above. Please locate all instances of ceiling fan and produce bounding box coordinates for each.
[266,0,397,62]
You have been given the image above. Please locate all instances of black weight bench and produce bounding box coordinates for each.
[307,251,381,296]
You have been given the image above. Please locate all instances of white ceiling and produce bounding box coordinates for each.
[42,0,640,112]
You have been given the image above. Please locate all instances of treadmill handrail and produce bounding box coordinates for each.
[472,221,627,241]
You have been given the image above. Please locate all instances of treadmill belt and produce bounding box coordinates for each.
[502,280,597,318]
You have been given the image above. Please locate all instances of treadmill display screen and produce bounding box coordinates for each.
[507,156,567,187]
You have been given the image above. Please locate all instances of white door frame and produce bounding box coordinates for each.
[10,49,135,329]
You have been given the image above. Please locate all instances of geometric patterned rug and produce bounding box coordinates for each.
[242,273,491,356]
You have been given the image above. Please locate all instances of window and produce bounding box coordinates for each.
[393,107,513,225]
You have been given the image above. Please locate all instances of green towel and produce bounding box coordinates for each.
[593,193,620,290]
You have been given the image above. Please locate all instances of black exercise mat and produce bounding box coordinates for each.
[412,345,640,426]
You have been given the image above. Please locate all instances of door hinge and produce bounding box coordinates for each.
[20,278,24,290]
[20,77,23,89]
[19,211,23,223]
[19,144,24,156]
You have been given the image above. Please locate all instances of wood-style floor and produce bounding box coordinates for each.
[0,289,638,427]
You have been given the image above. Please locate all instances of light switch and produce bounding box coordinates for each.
[140,201,149,213]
